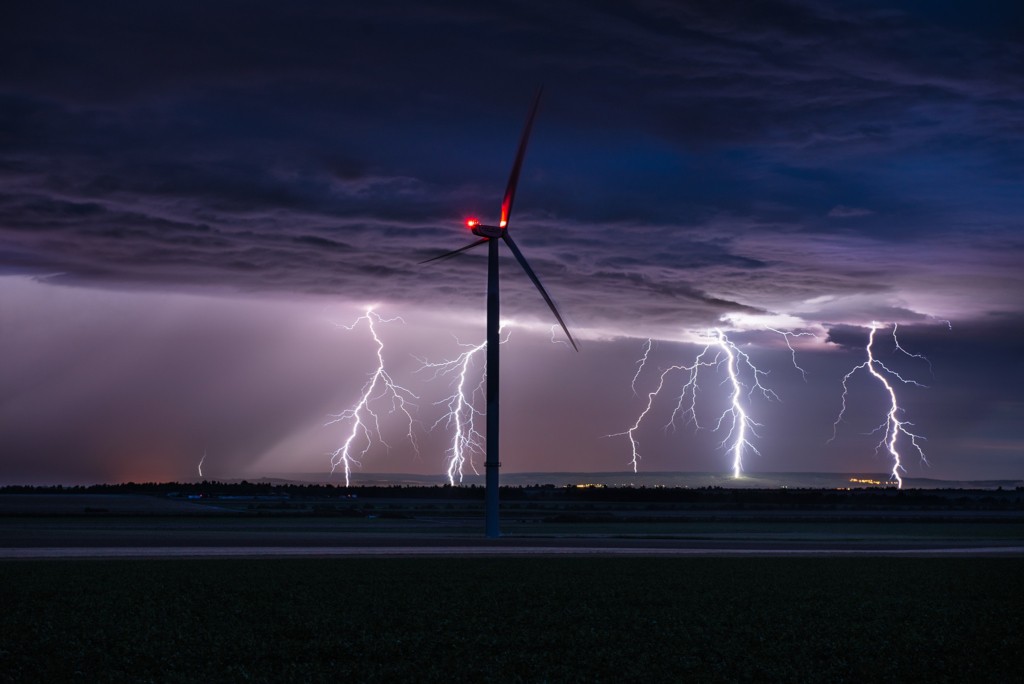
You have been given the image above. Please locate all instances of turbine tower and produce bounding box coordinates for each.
[423,89,577,537]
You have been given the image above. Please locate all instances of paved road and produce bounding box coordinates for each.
[3,544,1023,559]
[3,500,1021,559]
[3,520,1021,551]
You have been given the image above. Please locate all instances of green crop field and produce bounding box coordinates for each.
[1,557,1020,682]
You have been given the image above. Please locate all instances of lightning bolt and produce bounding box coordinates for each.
[615,327,808,477]
[549,324,572,350]
[893,322,934,375]
[830,322,928,488]
[417,327,511,485]
[326,308,419,486]
[198,450,206,479]
[611,348,714,473]
[766,328,815,381]
[631,339,653,395]
[709,329,782,477]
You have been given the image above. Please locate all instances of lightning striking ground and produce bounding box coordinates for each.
[830,322,929,488]
[615,327,809,477]
[714,331,763,477]
[417,328,511,484]
[198,450,205,479]
[326,309,418,486]
[611,349,714,473]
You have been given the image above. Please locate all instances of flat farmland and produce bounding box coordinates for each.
[1,557,1021,682]
[1,487,1020,680]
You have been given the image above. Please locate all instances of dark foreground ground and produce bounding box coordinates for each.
[1,557,1021,683]
[1,487,1021,681]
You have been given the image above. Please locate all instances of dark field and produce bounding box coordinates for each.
[1,557,1021,683]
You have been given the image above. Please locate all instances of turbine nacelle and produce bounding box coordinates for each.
[424,89,576,352]
[466,218,505,239]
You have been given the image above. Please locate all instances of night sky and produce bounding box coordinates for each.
[2,1,1022,485]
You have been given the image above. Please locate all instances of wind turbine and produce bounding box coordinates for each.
[423,89,577,537]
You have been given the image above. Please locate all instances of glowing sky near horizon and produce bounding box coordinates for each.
[1,1,1022,484]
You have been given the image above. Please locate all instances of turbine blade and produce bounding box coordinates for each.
[499,87,543,229]
[419,237,489,264]
[502,233,578,351]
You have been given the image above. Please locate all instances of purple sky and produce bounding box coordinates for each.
[2,1,1022,485]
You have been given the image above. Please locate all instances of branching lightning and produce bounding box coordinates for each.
[614,327,810,477]
[830,322,929,488]
[631,339,653,395]
[714,331,765,477]
[611,346,714,473]
[326,309,418,486]
[766,328,815,381]
[417,327,511,485]
[893,322,934,375]
[198,450,206,479]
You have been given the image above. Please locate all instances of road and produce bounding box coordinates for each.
[2,518,1022,558]
[4,544,1024,559]
[2,493,1022,559]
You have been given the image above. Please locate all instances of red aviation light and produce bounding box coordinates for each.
[466,218,479,229]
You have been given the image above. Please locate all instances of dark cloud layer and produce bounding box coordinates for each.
[1,1,1021,482]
